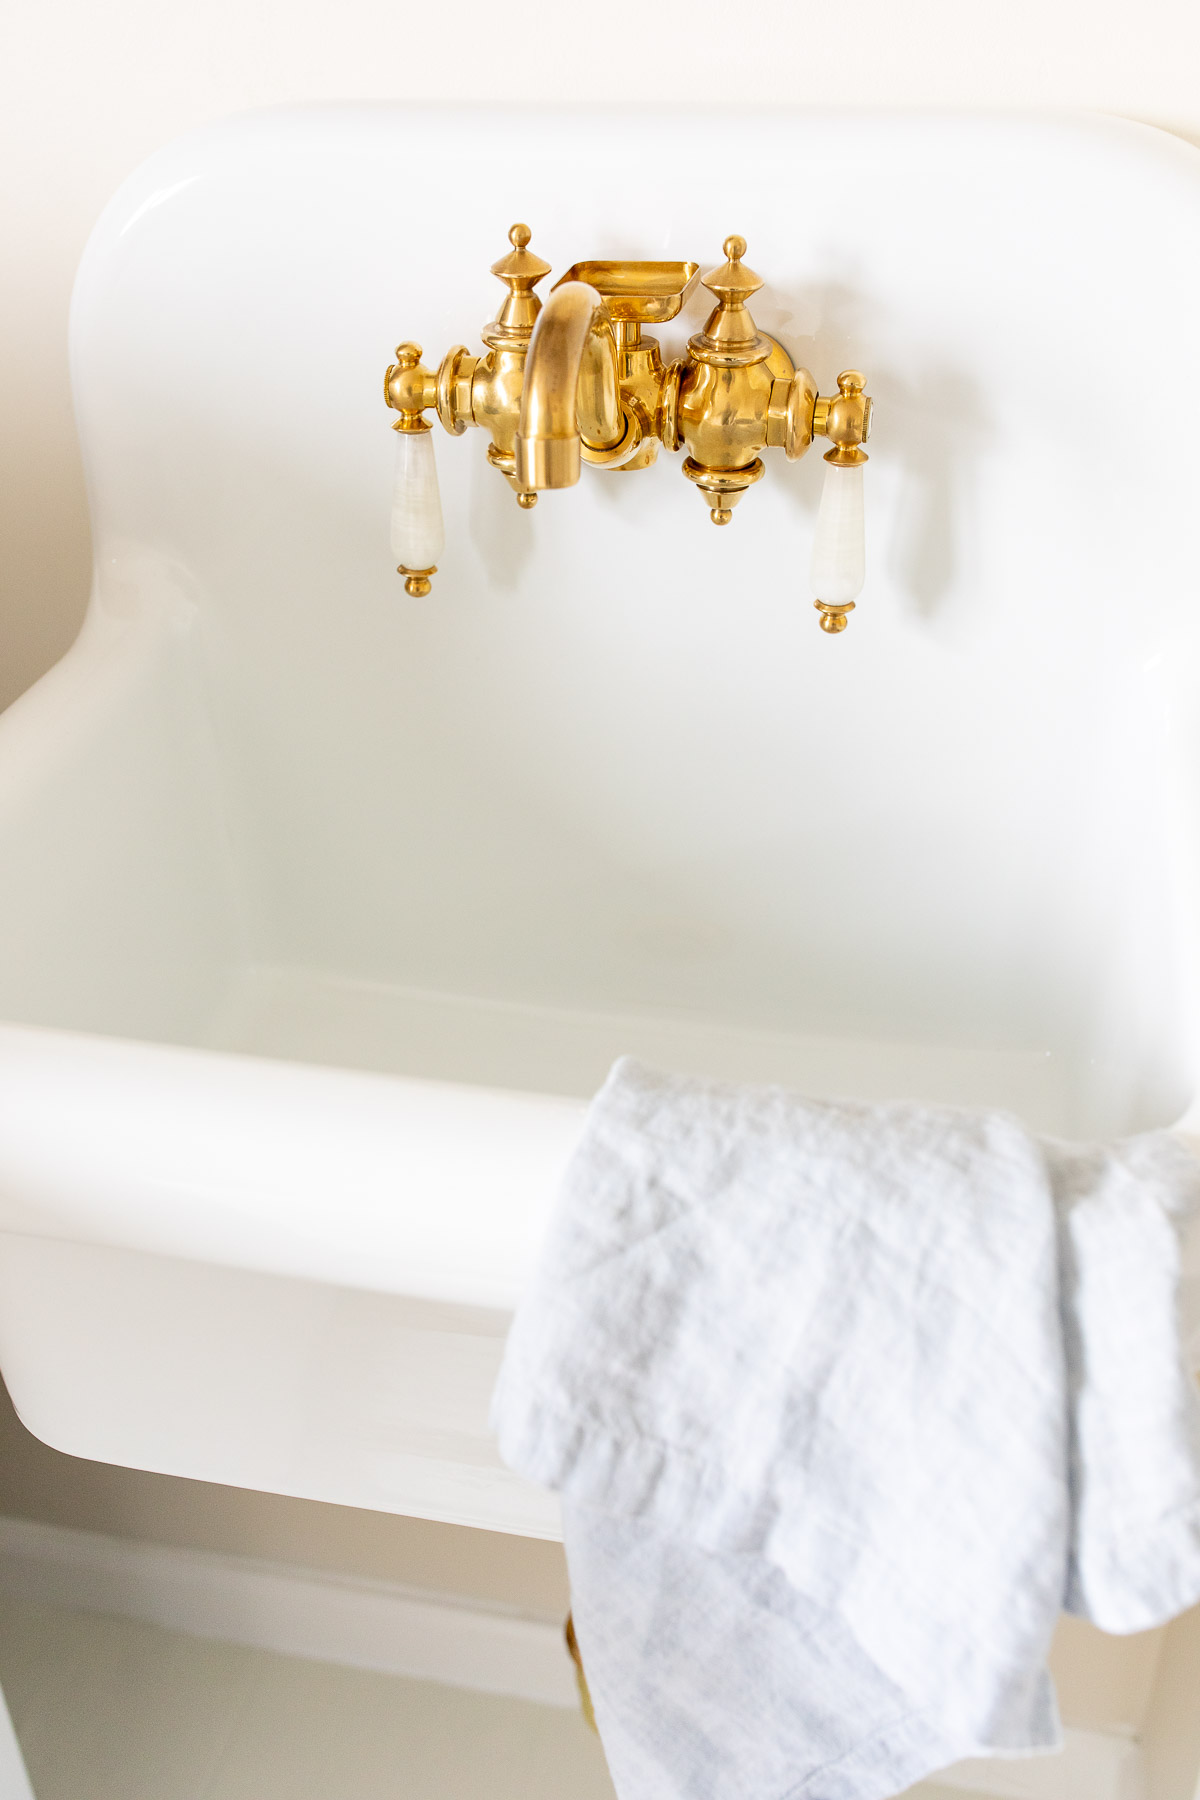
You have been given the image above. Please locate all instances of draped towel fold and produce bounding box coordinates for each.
[493,1058,1200,1800]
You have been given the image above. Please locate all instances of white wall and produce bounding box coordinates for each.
[2,0,1200,1650]
[3,0,1200,708]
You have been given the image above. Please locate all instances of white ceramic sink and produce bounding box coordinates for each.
[1,106,1200,1536]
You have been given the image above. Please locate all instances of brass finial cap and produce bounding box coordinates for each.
[701,235,765,306]
[486,222,551,348]
[690,233,770,365]
[490,222,551,291]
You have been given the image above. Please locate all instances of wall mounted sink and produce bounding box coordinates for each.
[1,106,1199,1537]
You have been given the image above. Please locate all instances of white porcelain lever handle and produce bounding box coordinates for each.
[390,426,445,596]
[810,462,865,635]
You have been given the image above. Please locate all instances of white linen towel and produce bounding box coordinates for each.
[492,1059,1200,1800]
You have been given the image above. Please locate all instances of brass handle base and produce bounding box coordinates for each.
[815,599,855,634]
[398,565,436,597]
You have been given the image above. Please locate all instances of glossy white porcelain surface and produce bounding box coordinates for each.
[2,106,1200,1533]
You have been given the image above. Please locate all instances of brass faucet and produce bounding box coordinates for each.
[386,226,871,622]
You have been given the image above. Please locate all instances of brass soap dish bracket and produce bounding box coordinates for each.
[385,226,871,630]
[553,259,700,474]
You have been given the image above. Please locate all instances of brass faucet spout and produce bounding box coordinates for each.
[515,281,625,490]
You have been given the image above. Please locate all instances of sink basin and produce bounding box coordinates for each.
[1,105,1200,1536]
